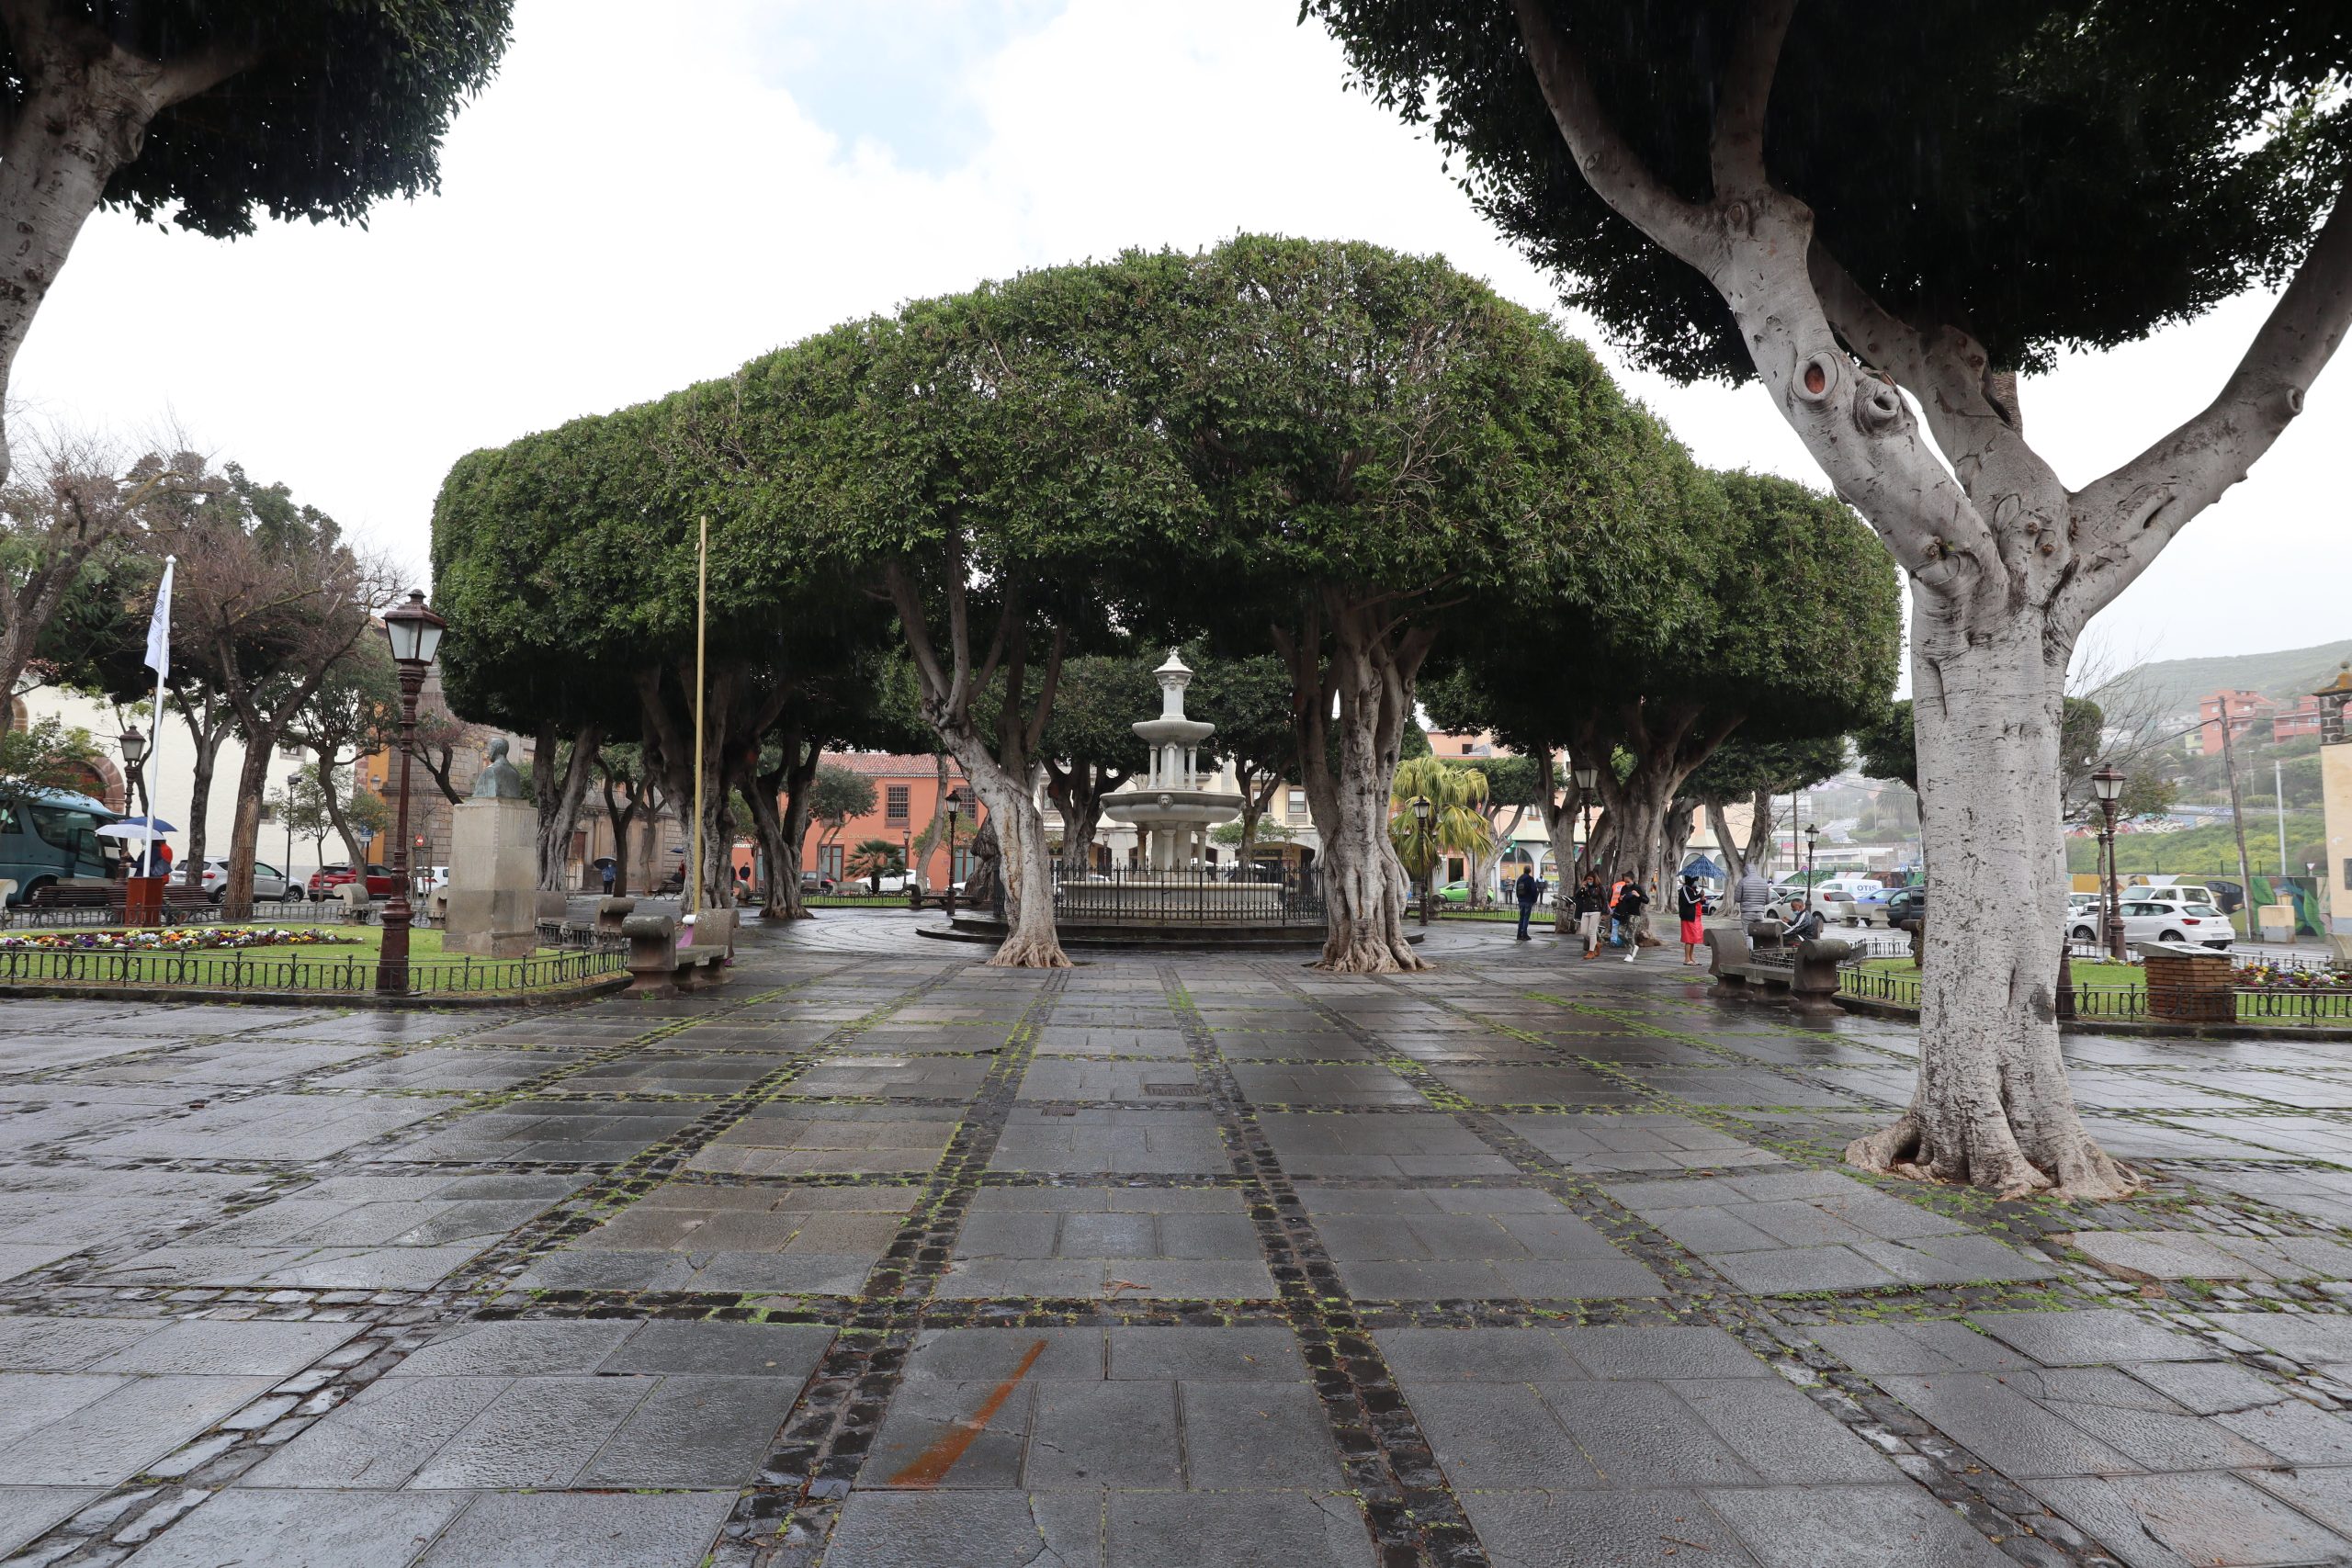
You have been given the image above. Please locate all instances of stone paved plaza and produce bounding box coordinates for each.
[12,914,2352,1565]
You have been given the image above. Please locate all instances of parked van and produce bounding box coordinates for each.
[0,787,123,905]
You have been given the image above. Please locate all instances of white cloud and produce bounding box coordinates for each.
[10,0,2341,669]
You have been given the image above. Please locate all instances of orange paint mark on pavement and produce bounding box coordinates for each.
[886,1337,1048,1488]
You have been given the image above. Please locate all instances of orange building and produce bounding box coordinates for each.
[799,752,983,889]
[2199,690,2276,755]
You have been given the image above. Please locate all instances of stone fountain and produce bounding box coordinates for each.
[927,649,1325,948]
[1104,650,1243,868]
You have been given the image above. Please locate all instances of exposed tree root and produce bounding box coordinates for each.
[988,934,1073,969]
[1316,919,1428,975]
[1845,1112,2140,1202]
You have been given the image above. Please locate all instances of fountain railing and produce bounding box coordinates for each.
[1046,862,1325,925]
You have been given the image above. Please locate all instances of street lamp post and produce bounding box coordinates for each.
[376,591,445,995]
[1572,763,1598,879]
[1411,795,1436,927]
[117,726,148,876]
[1803,824,1819,911]
[283,772,299,895]
[944,792,963,920]
[2091,764,2126,961]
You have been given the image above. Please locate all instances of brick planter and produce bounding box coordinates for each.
[2141,943,2234,1023]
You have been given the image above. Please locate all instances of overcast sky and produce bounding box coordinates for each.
[11,0,2345,672]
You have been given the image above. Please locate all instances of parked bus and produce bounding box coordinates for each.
[0,787,124,905]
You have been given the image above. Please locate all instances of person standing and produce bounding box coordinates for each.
[1611,873,1649,964]
[1513,865,1543,942]
[1676,872,1708,964]
[600,859,616,897]
[1734,864,1770,925]
[1575,872,1607,959]
[152,837,174,882]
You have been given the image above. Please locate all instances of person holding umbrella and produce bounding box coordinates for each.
[1676,871,1707,964]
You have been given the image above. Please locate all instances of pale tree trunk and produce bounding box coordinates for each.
[883,557,1071,967]
[1704,802,1744,883]
[1509,0,2352,1194]
[907,754,952,891]
[1847,609,2121,1191]
[952,739,1068,968]
[315,748,369,871]
[175,694,232,888]
[0,12,254,488]
[1276,600,1431,974]
[531,722,604,893]
[1044,762,1122,874]
[1663,801,1695,881]
[220,744,272,921]
[746,731,820,920]
[1535,755,1578,932]
[1705,788,1778,884]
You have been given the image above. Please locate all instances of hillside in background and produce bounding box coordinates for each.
[2096,638,2352,718]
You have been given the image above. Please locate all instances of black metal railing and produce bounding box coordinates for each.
[1046,863,1325,925]
[1838,962,2351,1025]
[2238,987,2352,1021]
[0,943,624,997]
[0,897,424,931]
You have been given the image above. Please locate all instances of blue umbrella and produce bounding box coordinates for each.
[1680,854,1724,881]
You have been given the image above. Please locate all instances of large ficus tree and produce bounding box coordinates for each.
[1571,472,1897,894]
[1425,470,1895,911]
[1308,1,2352,1197]
[744,260,1195,967]
[0,2,513,483]
[1159,235,1705,974]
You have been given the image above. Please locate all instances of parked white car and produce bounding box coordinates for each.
[2122,884,2223,915]
[2068,899,2233,951]
[200,858,289,902]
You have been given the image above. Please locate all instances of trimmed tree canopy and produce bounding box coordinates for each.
[1307,1,2347,382]
[10,0,515,239]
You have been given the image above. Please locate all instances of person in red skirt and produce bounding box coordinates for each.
[1676,872,1707,964]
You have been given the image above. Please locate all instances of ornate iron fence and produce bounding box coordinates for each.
[0,944,624,997]
[1046,863,1325,926]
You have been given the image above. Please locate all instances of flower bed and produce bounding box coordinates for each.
[0,927,361,955]
[2235,960,2352,991]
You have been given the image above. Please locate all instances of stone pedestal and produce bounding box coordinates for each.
[446,797,537,959]
[2141,942,2234,1023]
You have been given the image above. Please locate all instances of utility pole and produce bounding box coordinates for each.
[2277,757,2290,874]
[2218,705,2258,936]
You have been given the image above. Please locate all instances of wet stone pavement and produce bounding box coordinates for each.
[12,919,2352,1564]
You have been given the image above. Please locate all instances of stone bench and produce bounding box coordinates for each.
[1707,923,1854,998]
[621,912,730,1000]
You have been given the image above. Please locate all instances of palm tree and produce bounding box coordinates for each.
[1389,758,1493,919]
[844,837,906,895]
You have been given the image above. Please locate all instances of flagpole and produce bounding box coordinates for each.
[144,555,175,881]
[689,516,707,915]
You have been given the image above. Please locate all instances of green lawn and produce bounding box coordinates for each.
[0,924,605,996]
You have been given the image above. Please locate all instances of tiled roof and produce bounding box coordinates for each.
[824,751,962,779]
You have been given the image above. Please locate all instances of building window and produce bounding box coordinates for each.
[819,844,843,881]
[952,846,974,885]
[1460,742,1474,755]
[1286,789,1306,818]
[886,784,910,823]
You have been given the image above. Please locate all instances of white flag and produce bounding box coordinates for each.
[145,555,175,685]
